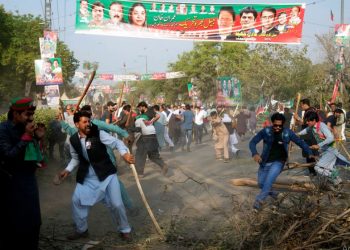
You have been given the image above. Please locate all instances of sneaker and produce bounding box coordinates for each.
[67,230,89,240]
[252,201,263,212]
[332,176,342,186]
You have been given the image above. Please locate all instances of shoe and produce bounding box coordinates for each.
[187,147,191,152]
[181,147,185,152]
[332,176,342,186]
[253,201,263,212]
[162,164,168,176]
[224,158,230,163]
[216,157,223,161]
[67,230,89,240]
[235,150,240,157]
[138,174,145,179]
[169,146,174,152]
[120,232,132,241]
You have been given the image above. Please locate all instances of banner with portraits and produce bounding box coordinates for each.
[75,1,305,44]
[39,31,58,58]
[216,76,241,106]
[44,85,60,107]
[35,58,64,85]
[334,24,350,47]
[74,71,186,81]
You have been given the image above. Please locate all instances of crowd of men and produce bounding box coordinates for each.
[0,96,349,249]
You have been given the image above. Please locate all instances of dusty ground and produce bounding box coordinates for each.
[36,132,350,249]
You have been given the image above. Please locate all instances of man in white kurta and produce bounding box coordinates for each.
[60,111,133,240]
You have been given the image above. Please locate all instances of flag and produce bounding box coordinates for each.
[330,10,334,22]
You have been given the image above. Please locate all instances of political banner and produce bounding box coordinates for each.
[35,58,64,85]
[40,31,57,58]
[74,71,186,81]
[44,85,60,107]
[75,1,305,44]
[334,24,350,47]
[216,76,241,106]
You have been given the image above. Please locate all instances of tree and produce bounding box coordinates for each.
[0,5,79,105]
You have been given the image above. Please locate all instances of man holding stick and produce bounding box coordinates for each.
[249,113,313,211]
[59,111,134,240]
[298,111,350,185]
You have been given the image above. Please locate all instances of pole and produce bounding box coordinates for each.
[340,0,344,24]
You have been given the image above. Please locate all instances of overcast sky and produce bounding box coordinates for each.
[0,0,349,75]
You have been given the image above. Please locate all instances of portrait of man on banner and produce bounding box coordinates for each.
[35,58,64,86]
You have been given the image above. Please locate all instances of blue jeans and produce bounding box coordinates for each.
[181,128,192,148]
[256,161,284,203]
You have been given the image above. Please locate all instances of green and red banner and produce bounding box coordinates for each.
[76,1,305,44]
[216,76,241,106]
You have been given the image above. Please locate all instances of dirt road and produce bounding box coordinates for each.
[36,133,331,249]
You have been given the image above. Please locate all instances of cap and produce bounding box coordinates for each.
[137,101,148,108]
[10,97,36,111]
[181,103,185,107]
[107,101,116,107]
[200,106,204,109]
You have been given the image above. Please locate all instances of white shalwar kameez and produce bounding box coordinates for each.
[65,130,131,234]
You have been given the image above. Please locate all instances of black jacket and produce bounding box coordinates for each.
[70,124,116,184]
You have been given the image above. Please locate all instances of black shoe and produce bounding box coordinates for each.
[67,230,89,240]
[120,232,132,242]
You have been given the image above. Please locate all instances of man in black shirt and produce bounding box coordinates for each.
[249,113,312,211]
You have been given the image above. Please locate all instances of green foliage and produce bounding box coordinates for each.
[0,5,79,106]
[166,42,318,105]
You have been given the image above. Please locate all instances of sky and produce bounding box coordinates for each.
[0,0,349,76]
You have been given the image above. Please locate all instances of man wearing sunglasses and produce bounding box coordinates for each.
[249,113,312,211]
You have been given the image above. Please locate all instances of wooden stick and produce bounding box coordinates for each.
[230,178,314,192]
[117,82,125,109]
[282,162,316,172]
[129,163,165,239]
[125,98,135,128]
[338,141,350,160]
[75,70,96,112]
[288,92,301,159]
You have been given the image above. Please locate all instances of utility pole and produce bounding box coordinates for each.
[339,0,345,98]
[340,0,344,24]
[44,0,52,30]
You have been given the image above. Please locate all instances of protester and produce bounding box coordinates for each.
[249,113,313,211]
[194,106,207,144]
[0,97,41,249]
[210,110,230,162]
[59,111,134,241]
[298,111,350,185]
[180,104,194,152]
[48,113,67,161]
[134,113,168,178]
[101,101,116,124]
